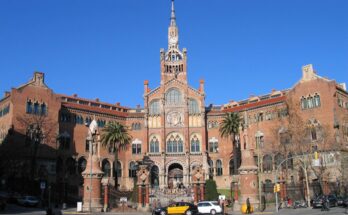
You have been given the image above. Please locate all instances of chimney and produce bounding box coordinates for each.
[95,98,99,102]
[73,94,78,98]
[199,79,205,93]
[4,91,10,98]
[116,102,120,106]
[136,104,141,109]
[144,80,149,94]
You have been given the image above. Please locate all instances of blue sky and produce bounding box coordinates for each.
[0,0,347,108]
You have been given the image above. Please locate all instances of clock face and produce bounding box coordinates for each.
[169,36,178,44]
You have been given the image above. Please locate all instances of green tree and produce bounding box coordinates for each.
[219,112,242,175]
[205,179,219,200]
[101,121,132,189]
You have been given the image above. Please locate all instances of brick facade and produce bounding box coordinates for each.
[0,1,347,203]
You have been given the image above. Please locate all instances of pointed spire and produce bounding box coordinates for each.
[170,0,176,26]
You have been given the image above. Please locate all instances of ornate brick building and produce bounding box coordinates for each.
[0,0,347,202]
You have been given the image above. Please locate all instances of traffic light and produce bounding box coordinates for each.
[274,183,281,193]
[276,184,281,192]
[314,151,319,160]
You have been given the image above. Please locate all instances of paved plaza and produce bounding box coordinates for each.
[1,203,348,215]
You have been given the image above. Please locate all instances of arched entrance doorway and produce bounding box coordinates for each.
[168,163,183,189]
[150,165,159,188]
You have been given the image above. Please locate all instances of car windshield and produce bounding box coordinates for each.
[212,202,219,206]
[27,197,36,200]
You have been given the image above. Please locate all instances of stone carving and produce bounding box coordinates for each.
[166,111,184,127]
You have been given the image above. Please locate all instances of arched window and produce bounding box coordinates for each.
[275,153,285,170]
[208,160,214,177]
[229,159,234,175]
[149,100,160,115]
[166,88,182,105]
[287,153,294,169]
[188,99,199,114]
[311,127,317,141]
[102,159,111,177]
[78,157,87,173]
[166,133,184,153]
[263,155,273,172]
[307,96,313,108]
[150,136,160,153]
[114,161,122,177]
[59,132,70,150]
[190,134,200,153]
[129,161,137,178]
[132,139,142,154]
[300,97,306,110]
[209,137,218,153]
[216,160,223,176]
[26,100,33,113]
[314,94,321,107]
[33,102,40,115]
[41,103,47,115]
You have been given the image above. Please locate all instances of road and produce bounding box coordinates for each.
[0,204,347,215]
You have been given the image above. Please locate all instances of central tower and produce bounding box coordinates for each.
[160,0,187,85]
[143,0,207,191]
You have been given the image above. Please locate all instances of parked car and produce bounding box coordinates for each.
[17,196,39,207]
[197,201,222,215]
[312,195,338,208]
[337,196,344,206]
[343,197,348,207]
[152,202,198,215]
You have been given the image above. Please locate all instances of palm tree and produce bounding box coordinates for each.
[101,121,132,189]
[219,112,241,175]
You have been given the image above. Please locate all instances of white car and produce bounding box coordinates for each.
[197,201,222,215]
[17,196,39,207]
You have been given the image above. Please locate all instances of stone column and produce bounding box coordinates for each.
[145,185,150,206]
[82,154,104,212]
[200,184,205,201]
[137,185,142,208]
[103,184,108,212]
[238,149,259,211]
[193,184,198,204]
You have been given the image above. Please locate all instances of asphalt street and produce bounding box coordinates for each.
[1,204,347,215]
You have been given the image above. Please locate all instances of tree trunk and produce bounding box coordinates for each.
[114,146,119,190]
[232,134,238,175]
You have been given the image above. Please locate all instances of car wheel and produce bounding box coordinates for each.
[185,210,192,215]
[210,209,216,215]
[160,211,166,215]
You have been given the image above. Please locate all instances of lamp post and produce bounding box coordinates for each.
[255,131,263,211]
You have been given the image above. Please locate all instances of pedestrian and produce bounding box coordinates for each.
[246,197,251,214]
[261,195,266,212]
[231,197,235,211]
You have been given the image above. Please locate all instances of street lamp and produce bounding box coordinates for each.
[255,130,264,211]
[85,120,98,212]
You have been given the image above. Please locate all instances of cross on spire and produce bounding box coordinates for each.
[170,0,176,26]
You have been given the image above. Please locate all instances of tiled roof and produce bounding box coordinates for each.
[58,94,129,110]
[62,102,128,117]
[223,95,286,112]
